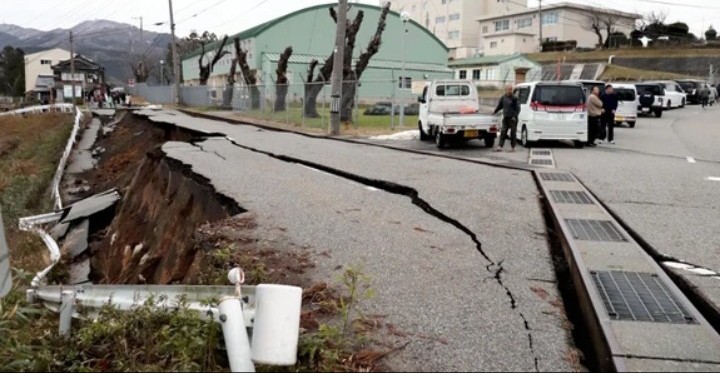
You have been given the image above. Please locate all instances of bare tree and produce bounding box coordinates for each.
[198,35,230,85]
[235,37,261,109]
[221,39,240,109]
[274,46,293,112]
[602,15,621,48]
[303,3,391,121]
[584,13,606,48]
[128,56,157,83]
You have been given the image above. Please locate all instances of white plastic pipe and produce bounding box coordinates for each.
[219,297,255,373]
[251,284,302,366]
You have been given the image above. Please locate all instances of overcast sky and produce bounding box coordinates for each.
[1,0,717,38]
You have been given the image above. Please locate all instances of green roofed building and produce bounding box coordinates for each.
[180,2,452,103]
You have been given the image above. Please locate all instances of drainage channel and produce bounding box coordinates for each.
[534,169,720,371]
[168,110,720,370]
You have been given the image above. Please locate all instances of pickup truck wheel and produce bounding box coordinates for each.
[419,122,429,141]
[654,109,663,118]
[435,131,447,149]
[484,135,495,149]
[628,121,636,128]
[521,126,532,148]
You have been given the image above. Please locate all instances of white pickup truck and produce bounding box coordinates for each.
[418,80,499,149]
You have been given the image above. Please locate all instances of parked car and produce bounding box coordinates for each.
[563,79,606,99]
[635,82,665,118]
[676,79,706,105]
[364,102,393,116]
[418,80,499,149]
[513,82,588,148]
[648,80,687,109]
[612,83,638,128]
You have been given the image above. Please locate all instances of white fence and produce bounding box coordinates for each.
[0,104,74,117]
[51,108,85,211]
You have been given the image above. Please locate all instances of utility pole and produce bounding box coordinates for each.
[538,0,543,51]
[168,0,180,105]
[69,31,76,106]
[133,16,144,47]
[329,0,348,136]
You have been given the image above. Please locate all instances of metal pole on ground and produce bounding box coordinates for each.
[219,297,255,372]
[329,0,348,135]
[59,290,74,337]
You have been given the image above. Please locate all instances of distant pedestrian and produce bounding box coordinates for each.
[700,85,711,109]
[600,84,619,145]
[493,84,521,152]
[586,86,603,146]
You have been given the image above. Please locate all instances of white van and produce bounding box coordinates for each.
[514,82,588,148]
[612,83,638,128]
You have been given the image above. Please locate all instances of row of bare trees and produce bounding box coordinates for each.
[183,2,390,121]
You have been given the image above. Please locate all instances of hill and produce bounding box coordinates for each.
[0,21,173,84]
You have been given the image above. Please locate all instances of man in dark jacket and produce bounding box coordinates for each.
[600,84,619,145]
[493,84,521,152]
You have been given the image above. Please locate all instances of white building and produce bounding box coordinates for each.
[448,53,541,88]
[387,0,528,59]
[24,48,71,98]
[476,2,639,56]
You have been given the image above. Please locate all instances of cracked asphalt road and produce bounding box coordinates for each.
[139,110,575,372]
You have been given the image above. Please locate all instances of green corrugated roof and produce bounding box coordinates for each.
[183,2,449,60]
[264,53,452,73]
[448,54,531,67]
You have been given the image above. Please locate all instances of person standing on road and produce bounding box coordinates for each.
[700,85,711,109]
[586,86,603,147]
[600,84,619,145]
[493,84,521,153]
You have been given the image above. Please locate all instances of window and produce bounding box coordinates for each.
[532,85,585,106]
[486,68,497,80]
[40,59,52,65]
[449,13,460,21]
[495,19,510,31]
[517,17,532,29]
[482,26,489,33]
[436,84,471,97]
[473,69,481,80]
[545,36,558,42]
[542,12,558,25]
[459,70,467,79]
[398,76,412,89]
[436,16,446,23]
[442,0,446,3]
[515,87,531,104]
[490,41,498,48]
[615,88,636,101]
[448,31,460,40]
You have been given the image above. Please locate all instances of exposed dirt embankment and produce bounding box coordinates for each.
[91,147,243,284]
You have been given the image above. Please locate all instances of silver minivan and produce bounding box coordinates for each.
[612,83,638,128]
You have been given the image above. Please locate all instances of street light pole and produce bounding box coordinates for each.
[160,60,165,85]
[400,12,409,128]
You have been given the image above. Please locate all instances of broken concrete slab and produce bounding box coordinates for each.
[62,220,89,259]
[69,258,91,285]
[59,189,121,224]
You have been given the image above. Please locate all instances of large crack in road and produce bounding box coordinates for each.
[221,137,541,372]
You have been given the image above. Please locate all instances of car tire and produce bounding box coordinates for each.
[574,141,585,149]
[667,100,672,109]
[484,134,496,149]
[521,126,532,148]
[435,130,447,149]
[628,121,636,128]
[419,122,429,141]
[654,109,663,118]
[681,99,686,108]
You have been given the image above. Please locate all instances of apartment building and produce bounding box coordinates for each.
[387,0,528,58]
[24,48,71,97]
[477,2,639,56]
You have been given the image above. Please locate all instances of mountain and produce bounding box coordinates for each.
[0,21,173,84]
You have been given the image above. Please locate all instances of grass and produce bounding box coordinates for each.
[600,65,695,81]
[194,102,419,136]
[527,46,720,63]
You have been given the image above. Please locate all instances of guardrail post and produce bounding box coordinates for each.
[59,290,75,337]
[219,297,255,372]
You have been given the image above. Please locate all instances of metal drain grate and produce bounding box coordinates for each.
[550,190,594,205]
[532,159,554,166]
[565,219,627,242]
[540,173,575,182]
[532,150,552,156]
[591,271,697,324]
